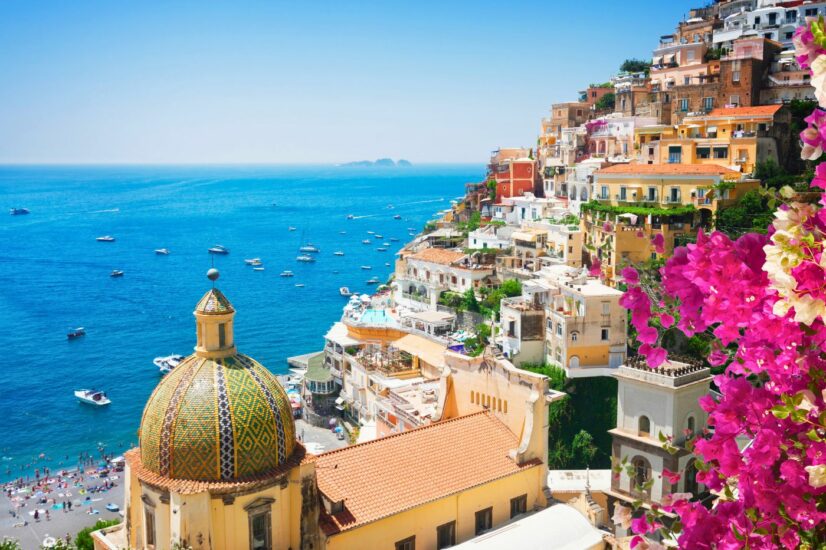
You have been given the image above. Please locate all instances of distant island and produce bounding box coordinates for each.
[339,158,412,167]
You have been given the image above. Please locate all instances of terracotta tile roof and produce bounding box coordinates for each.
[705,105,783,117]
[596,163,741,177]
[125,444,310,495]
[315,411,542,534]
[408,247,467,266]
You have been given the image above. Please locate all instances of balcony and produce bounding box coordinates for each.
[615,193,638,203]
[354,346,419,378]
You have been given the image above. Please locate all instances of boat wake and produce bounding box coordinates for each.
[90,208,120,214]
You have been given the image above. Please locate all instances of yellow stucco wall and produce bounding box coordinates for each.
[325,466,544,550]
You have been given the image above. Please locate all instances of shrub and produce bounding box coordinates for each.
[75,519,121,550]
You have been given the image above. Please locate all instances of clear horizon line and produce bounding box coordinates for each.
[0,161,487,167]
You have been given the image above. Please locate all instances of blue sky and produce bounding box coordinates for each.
[0,1,700,164]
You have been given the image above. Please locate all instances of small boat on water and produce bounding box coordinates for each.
[296,255,315,263]
[295,283,305,288]
[334,251,345,256]
[155,248,170,255]
[374,234,383,239]
[96,235,115,242]
[394,215,401,220]
[67,327,86,339]
[209,244,229,255]
[385,262,391,267]
[407,227,416,231]
[390,238,399,242]
[339,231,347,235]
[10,208,30,215]
[382,242,390,246]
[366,277,380,285]
[280,270,295,277]
[377,247,387,252]
[253,267,265,271]
[340,287,352,297]
[299,245,320,253]
[110,270,124,278]
[346,214,354,220]
[387,204,394,209]
[74,389,111,406]
[288,226,297,231]
[361,265,372,270]
[362,239,371,245]
[244,258,263,265]
[332,270,340,274]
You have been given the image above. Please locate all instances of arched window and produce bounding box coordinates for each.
[638,415,651,437]
[686,415,696,438]
[570,331,579,342]
[684,462,699,496]
[631,456,651,495]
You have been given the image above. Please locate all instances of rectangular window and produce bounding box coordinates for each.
[670,187,681,203]
[696,147,711,159]
[713,147,729,159]
[557,324,563,336]
[678,98,689,112]
[218,323,226,348]
[732,70,741,83]
[730,94,740,106]
[395,536,416,550]
[145,507,156,547]
[602,301,610,315]
[702,97,713,111]
[510,495,528,518]
[600,185,609,199]
[668,146,682,164]
[250,510,271,550]
[787,11,797,23]
[647,187,657,201]
[806,8,818,17]
[601,328,609,341]
[475,507,493,535]
[620,186,627,201]
[436,522,456,550]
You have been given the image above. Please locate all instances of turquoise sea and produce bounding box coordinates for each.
[0,164,481,480]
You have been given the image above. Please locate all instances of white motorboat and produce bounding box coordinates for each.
[110,270,124,277]
[366,277,380,285]
[253,267,265,271]
[288,226,297,231]
[340,287,352,297]
[394,215,401,220]
[209,244,229,255]
[299,245,320,253]
[361,265,372,270]
[385,262,391,267]
[154,248,170,255]
[280,270,294,277]
[10,208,30,215]
[74,389,111,406]
[362,239,371,245]
[296,255,315,263]
[390,237,399,242]
[367,231,375,235]
[382,242,390,246]
[67,327,86,340]
[154,354,185,374]
[375,234,383,239]
[346,214,354,220]
[339,231,347,235]
[295,283,305,288]
[376,247,387,252]
[96,235,115,242]
[334,251,345,256]
[244,258,263,265]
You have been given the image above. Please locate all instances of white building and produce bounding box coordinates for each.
[396,247,494,310]
[608,357,711,537]
[714,1,826,50]
[468,225,512,250]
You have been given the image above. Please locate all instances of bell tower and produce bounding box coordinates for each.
[193,268,236,359]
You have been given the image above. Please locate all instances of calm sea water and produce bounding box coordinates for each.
[0,164,481,480]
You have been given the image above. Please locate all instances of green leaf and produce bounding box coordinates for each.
[807,428,822,442]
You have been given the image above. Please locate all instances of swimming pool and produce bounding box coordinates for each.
[359,309,396,327]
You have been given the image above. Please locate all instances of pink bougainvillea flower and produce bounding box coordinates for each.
[621,267,639,284]
[588,257,602,277]
[651,233,665,254]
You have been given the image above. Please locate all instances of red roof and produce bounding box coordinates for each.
[705,105,783,117]
[596,163,741,177]
[315,411,541,534]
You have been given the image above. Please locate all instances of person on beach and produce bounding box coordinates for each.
[34,509,39,521]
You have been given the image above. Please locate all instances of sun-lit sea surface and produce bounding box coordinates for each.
[0,164,481,480]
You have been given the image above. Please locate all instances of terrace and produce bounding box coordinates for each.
[353,344,420,378]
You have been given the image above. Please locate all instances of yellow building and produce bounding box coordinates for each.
[585,163,758,281]
[94,271,588,550]
[656,105,790,175]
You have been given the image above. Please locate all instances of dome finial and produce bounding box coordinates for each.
[207,268,220,283]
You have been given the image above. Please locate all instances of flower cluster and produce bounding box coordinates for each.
[615,17,826,548]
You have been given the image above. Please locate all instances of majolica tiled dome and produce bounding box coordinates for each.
[139,283,296,482]
[140,354,296,481]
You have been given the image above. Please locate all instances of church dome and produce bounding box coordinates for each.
[138,280,296,482]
